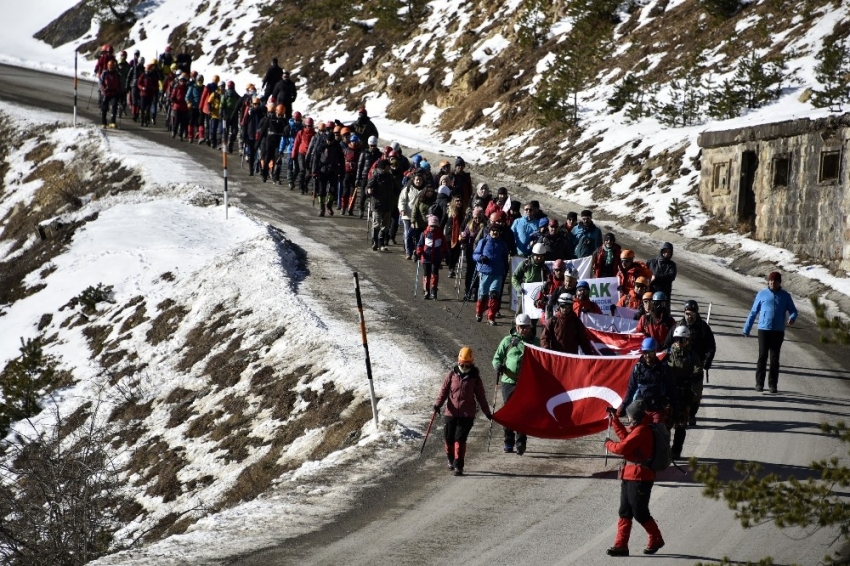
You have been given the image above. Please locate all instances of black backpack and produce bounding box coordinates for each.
[644,423,672,472]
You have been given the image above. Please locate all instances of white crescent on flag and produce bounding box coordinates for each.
[546,387,623,421]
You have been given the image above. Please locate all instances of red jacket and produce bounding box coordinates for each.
[573,297,602,316]
[137,72,158,98]
[292,126,315,156]
[618,261,652,296]
[541,310,596,355]
[636,312,676,346]
[592,243,622,278]
[434,366,492,419]
[170,82,188,112]
[605,414,656,481]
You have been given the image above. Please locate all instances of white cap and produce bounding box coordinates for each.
[531,243,548,256]
[515,313,532,326]
[673,326,690,339]
[368,135,378,145]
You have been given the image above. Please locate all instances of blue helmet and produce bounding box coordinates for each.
[576,280,590,290]
[350,134,360,143]
[641,337,658,352]
[413,154,423,165]
[420,160,431,171]
[652,291,666,302]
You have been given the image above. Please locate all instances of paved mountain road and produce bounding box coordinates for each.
[1,64,848,565]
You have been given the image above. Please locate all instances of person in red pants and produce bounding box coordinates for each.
[433,347,492,476]
[604,399,665,556]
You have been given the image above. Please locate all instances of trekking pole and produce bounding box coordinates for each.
[419,408,438,459]
[73,51,78,126]
[455,270,479,318]
[604,413,613,466]
[455,248,464,300]
[705,302,712,383]
[222,143,229,219]
[487,371,501,452]
[414,257,420,298]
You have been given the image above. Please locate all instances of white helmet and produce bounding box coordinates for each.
[367,135,378,146]
[531,243,548,256]
[557,292,574,305]
[515,313,532,327]
[673,326,690,339]
[567,268,579,279]
[391,141,401,151]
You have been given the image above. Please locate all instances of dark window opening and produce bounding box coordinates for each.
[712,162,729,192]
[772,156,790,187]
[820,150,841,183]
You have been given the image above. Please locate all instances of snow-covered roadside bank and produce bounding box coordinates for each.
[0,107,442,564]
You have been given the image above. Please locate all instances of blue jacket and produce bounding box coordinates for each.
[279,119,299,153]
[572,222,603,258]
[511,216,538,257]
[185,83,203,108]
[473,235,510,276]
[743,288,797,335]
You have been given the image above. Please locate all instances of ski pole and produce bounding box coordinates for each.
[604,413,612,466]
[487,371,501,452]
[414,257,420,298]
[419,408,438,459]
[455,270,479,318]
[455,248,464,300]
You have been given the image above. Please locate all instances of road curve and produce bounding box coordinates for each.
[2,63,847,566]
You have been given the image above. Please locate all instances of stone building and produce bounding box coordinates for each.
[697,114,850,273]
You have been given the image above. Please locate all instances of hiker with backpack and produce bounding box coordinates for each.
[415,215,448,300]
[492,314,539,455]
[617,337,678,425]
[572,209,603,259]
[604,399,667,557]
[663,326,700,460]
[433,347,492,477]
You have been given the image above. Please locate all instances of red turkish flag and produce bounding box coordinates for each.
[586,328,645,356]
[493,344,637,439]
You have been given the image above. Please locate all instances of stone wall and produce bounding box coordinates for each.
[698,115,850,274]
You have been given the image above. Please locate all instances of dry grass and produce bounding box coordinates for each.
[118,301,148,334]
[108,399,154,424]
[146,299,189,345]
[204,336,252,389]
[82,324,112,358]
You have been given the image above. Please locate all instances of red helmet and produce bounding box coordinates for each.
[326,120,335,129]
[276,104,285,114]
[304,117,314,126]
[293,111,302,120]
[101,44,111,52]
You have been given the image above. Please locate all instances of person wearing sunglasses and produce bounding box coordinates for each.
[433,347,493,476]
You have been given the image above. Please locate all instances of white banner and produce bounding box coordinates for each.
[509,255,593,310]
[520,282,545,319]
[614,305,639,320]
[583,277,619,311]
[581,311,639,334]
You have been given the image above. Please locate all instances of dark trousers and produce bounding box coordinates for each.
[297,154,309,192]
[444,416,474,445]
[100,95,119,125]
[618,480,654,523]
[501,382,526,447]
[756,330,785,389]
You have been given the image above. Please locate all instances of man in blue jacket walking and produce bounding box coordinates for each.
[742,271,797,393]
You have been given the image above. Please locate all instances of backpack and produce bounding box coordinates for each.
[644,423,672,472]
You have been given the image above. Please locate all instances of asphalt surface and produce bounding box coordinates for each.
[3,63,849,565]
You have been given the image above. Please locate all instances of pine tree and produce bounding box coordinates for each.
[734,51,787,109]
[608,73,643,113]
[707,78,746,120]
[0,338,58,433]
[517,0,551,50]
[692,422,850,565]
[652,69,708,127]
[811,41,850,111]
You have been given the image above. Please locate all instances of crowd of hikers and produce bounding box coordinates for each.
[94,47,797,558]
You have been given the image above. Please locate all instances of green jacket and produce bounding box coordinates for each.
[492,330,540,384]
[511,258,550,292]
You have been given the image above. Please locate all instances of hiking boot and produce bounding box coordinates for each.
[431,289,438,301]
[319,209,325,217]
[453,468,464,476]
[769,386,778,394]
[391,238,398,245]
[688,416,696,426]
[488,320,496,326]
[380,245,388,251]
[516,441,526,456]
[476,315,482,322]
[643,541,665,555]
[372,243,379,251]
[327,206,334,216]
[448,270,456,278]
[503,444,514,453]
[347,209,354,216]
[405,254,412,260]
[606,547,629,557]
[755,385,764,392]
[424,292,431,300]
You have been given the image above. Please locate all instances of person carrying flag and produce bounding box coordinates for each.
[492,314,539,455]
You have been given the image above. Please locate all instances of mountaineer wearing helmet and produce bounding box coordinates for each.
[636,291,676,346]
[350,106,379,143]
[185,75,204,142]
[511,242,551,299]
[94,44,116,76]
[573,280,603,316]
[434,347,492,476]
[617,276,650,312]
[534,258,568,323]
[492,313,540,454]
[169,73,190,140]
[98,59,122,128]
[292,114,315,192]
[257,102,289,182]
[220,81,242,153]
[664,326,698,460]
[287,111,304,189]
[604,397,667,557]
[617,337,678,423]
[206,82,224,149]
[356,135,382,217]
[415,214,448,300]
[647,242,677,300]
[667,300,716,424]
[541,293,596,355]
[390,142,410,174]
[366,159,395,249]
[473,220,511,325]
[592,233,622,278]
[338,127,359,205]
[617,249,653,300]
[272,68,297,118]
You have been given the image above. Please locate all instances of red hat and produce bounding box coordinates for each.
[767,271,782,282]
[358,106,367,115]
